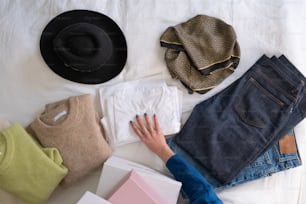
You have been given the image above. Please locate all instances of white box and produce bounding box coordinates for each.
[96,156,182,204]
[77,191,111,204]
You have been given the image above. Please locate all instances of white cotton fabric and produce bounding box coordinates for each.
[99,78,182,147]
[1,1,306,204]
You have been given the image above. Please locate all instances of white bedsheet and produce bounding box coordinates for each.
[0,0,306,203]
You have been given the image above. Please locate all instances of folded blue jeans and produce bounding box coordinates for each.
[173,55,306,184]
[167,129,302,190]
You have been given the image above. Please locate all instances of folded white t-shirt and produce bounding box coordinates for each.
[99,78,182,147]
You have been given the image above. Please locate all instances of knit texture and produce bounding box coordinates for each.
[0,124,68,204]
[27,94,112,186]
[0,119,10,164]
[160,15,240,94]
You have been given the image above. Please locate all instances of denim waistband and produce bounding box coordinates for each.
[277,55,306,114]
[251,55,305,104]
[257,55,305,86]
[277,55,306,85]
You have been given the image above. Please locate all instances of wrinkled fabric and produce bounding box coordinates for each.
[99,78,182,147]
[1,1,306,203]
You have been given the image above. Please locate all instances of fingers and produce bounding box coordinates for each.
[130,114,158,138]
[130,121,144,139]
[144,113,154,134]
[135,114,150,136]
[153,114,162,133]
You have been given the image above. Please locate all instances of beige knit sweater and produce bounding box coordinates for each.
[27,94,112,186]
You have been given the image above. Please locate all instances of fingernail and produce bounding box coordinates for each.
[129,121,133,124]
[144,113,147,116]
[153,114,156,117]
[136,114,139,118]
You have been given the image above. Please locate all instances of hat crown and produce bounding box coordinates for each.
[67,34,96,56]
[53,23,113,72]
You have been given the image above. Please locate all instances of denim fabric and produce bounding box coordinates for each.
[174,55,306,184]
[167,129,302,190]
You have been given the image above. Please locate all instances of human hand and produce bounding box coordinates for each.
[130,113,174,162]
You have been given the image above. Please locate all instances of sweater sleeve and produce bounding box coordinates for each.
[166,154,223,204]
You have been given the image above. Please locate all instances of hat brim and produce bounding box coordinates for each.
[40,10,127,84]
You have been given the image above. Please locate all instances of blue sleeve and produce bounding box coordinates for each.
[166,154,223,204]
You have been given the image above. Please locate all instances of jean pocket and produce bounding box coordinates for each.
[234,77,286,128]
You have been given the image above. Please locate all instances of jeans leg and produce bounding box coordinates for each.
[173,55,306,184]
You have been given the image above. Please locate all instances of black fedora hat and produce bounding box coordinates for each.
[40,10,127,84]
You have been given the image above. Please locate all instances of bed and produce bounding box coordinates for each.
[0,0,305,203]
